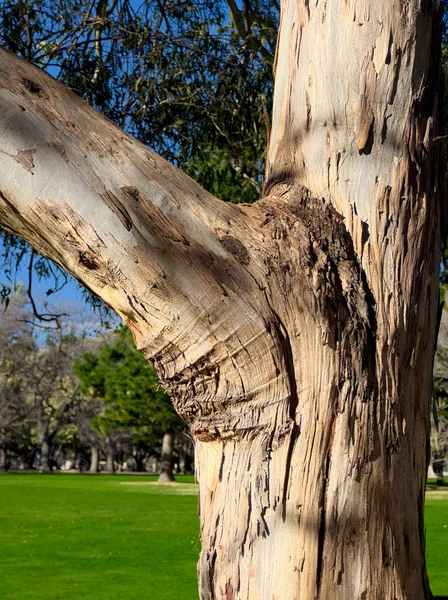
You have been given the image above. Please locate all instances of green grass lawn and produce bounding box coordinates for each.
[425,486,448,598]
[0,473,447,599]
[0,473,200,600]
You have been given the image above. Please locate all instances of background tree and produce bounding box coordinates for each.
[0,291,106,471]
[432,300,448,485]
[0,289,34,470]
[74,326,183,477]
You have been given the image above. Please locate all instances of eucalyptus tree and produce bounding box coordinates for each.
[0,290,34,470]
[0,2,445,600]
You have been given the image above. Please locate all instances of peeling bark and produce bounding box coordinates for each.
[0,0,444,597]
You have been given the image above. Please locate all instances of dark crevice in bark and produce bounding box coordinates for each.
[259,506,270,538]
[23,78,42,94]
[240,487,252,557]
[208,549,217,600]
[316,452,331,597]
[263,291,301,521]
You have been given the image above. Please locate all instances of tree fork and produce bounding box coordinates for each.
[0,0,445,598]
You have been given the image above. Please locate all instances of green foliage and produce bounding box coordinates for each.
[0,0,277,200]
[74,327,182,450]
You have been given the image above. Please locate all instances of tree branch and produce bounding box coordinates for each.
[0,47,284,434]
[226,0,273,63]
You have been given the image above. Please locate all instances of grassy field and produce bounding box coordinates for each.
[0,474,200,600]
[425,485,448,598]
[0,474,447,599]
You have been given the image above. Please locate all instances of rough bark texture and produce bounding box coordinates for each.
[89,446,99,474]
[0,1,444,597]
[158,430,175,483]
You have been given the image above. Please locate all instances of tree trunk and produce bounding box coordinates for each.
[105,453,114,473]
[158,430,175,483]
[179,454,186,475]
[134,452,145,472]
[40,435,51,474]
[0,445,7,472]
[0,429,7,472]
[0,1,444,597]
[433,459,445,485]
[89,446,99,473]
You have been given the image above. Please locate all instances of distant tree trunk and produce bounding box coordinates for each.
[40,435,51,474]
[22,453,35,470]
[433,459,445,486]
[89,446,99,473]
[0,429,7,472]
[105,452,114,473]
[149,456,157,474]
[0,446,7,472]
[158,430,175,483]
[134,454,145,472]
[179,454,186,475]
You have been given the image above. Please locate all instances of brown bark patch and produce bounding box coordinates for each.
[22,78,42,94]
[12,149,35,174]
[78,251,100,271]
[100,190,133,231]
[219,235,250,265]
[121,186,141,201]
[225,581,234,600]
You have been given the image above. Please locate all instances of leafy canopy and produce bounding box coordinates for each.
[74,327,182,449]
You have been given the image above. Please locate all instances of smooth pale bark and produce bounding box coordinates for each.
[158,430,175,483]
[89,446,99,473]
[0,1,444,597]
[40,435,51,474]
